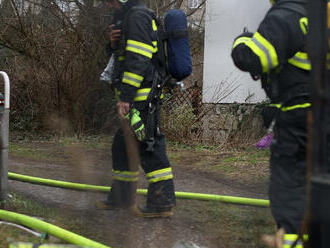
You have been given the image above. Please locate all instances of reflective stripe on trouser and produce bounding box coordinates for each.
[283,234,308,248]
[146,168,174,183]
[111,124,174,207]
[112,170,139,182]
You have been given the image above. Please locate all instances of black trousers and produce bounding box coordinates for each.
[269,107,308,233]
[108,103,176,208]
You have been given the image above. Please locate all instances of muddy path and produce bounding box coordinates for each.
[7,143,270,248]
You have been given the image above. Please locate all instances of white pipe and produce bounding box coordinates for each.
[0,71,10,109]
[0,221,45,238]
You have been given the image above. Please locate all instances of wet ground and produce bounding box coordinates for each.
[7,142,270,248]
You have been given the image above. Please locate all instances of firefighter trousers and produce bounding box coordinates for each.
[107,117,176,209]
[269,107,308,234]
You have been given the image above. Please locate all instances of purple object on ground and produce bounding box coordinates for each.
[254,133,273,149]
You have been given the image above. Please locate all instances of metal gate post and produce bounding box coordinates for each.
[0,71,10,201]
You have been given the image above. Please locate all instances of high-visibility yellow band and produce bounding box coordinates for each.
[134,88,151,101]
[232,37,252,49]
[283,234,308,248]
[122,71,143,88]
[126,40,154,58]
[118,56,125,61]
[281,103,311,112]
[254,32,278,73]
[288,52,311,70]
[113,170,139,182]
[152,19,158,31]
[299,17,308,35]
[134,88,164,102]
[269,103,282,109]
[146,168,174,183]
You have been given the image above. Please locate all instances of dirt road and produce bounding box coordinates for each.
[7,142,271,248]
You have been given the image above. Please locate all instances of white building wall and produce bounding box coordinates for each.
[203,0,271,103]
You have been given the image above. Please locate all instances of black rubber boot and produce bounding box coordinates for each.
[134,179,176,217]
[96,180,136,210]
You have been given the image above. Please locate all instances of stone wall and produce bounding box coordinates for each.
[201,103,266,145]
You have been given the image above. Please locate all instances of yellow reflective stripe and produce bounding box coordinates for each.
[134,88,164,102]
[284,234,308,241]
[126,40,153,58]
[283,243,303,248]
[281,103,311,112]
[299,17,308,35]
[146,168,174,183]
[283,234,308,248]
[113,170,139,182]
[134,88,151,101]
[245,32,279,73]
[118,56,125,61]
[232,37,252,49]
[288,52,311,70]
[269,103,282,109]
[122,71,143,88]
[152,41,158,52]
[152,19,158,31]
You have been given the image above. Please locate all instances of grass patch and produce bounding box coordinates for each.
[59,135,112,150]
[9,143,58,162]
[0,193,61,247]
[208,202,276,248]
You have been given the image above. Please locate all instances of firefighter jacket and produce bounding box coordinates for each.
[112,2,162,104]
[231,1,311,110]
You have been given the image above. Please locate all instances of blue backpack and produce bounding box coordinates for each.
[161,9,192,82]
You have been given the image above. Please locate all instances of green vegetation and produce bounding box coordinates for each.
[209,202,276,247]
[9,143,59,162]
[0,193,60,247]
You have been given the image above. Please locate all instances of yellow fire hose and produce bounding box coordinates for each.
[8,172,270,207]
[0,209,110,248]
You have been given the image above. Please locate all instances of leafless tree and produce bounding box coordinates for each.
[0,0,205,135]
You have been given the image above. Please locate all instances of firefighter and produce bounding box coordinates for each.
[96,0,176,218]
[231,0,310,246]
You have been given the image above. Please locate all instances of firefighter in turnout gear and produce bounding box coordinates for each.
[231,0,310,246]
[96,0,176,217]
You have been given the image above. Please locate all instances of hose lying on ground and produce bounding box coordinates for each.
[8,172,270,207]
[0,209,110,248]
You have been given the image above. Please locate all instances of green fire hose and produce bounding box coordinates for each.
[0,209,110,248]
[8,172,270,207]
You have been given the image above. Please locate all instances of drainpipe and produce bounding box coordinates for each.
[0,71,10,201]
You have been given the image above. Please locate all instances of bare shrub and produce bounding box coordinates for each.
[0,0,113,134]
